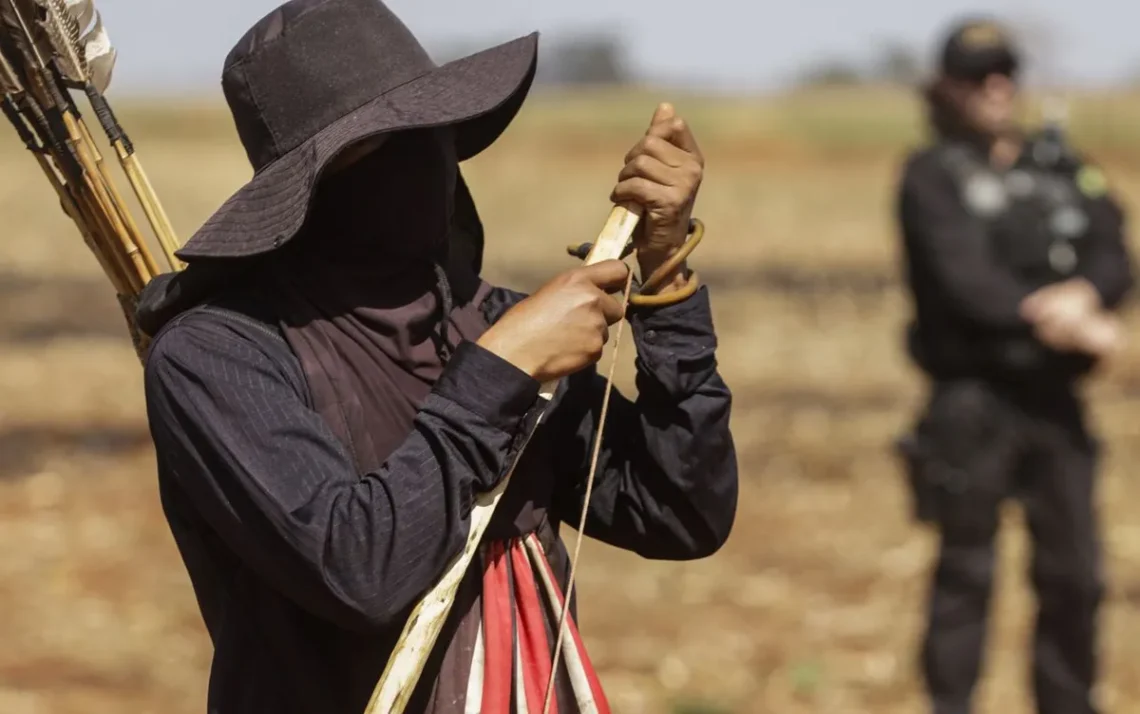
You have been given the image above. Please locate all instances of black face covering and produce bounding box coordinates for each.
[302,126,459,267]
[264,125,493,466]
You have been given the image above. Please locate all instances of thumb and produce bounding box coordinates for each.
[646,102,676,138]
[651,102,675,125]
[579,259,632,292]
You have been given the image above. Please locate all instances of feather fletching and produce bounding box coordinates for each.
[39,0,86,82]
[82,5,113,92]
[34,0,114,92]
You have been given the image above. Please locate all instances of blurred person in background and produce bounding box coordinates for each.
[894,16,1134,714]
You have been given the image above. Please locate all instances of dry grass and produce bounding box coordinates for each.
[3,87,1140,713]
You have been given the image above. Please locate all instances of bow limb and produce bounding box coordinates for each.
[363,204,643,714]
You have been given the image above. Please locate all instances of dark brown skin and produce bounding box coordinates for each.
[480,102,707,382]
[477,259,631,383]
[613,102,704,293]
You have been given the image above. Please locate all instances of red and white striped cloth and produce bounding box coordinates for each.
[461,534,611,714]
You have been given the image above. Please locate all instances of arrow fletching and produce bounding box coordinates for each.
[35,0,114,92]
[38,0,86,83]
[83,8,113,92]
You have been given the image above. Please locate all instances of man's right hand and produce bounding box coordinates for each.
[1034,310,1123,358]
[1020,278,1124,358]
[476,260,630,383]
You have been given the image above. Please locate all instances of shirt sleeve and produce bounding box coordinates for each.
[144,314,541,632]
[1073,169,1135,310]
[899,155,1037,330]
[548,286,738,560]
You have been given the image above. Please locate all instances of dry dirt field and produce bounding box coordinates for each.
[4,87,1140,714]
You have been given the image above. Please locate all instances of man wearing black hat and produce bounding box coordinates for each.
[894,16,1134,714]
[136,1,737,713]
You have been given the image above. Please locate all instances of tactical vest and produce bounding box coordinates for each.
[940,134,1091,291]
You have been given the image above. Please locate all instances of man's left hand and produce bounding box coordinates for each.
[611,102,704,293]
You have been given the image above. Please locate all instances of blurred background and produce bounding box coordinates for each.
[3,1,1140,713]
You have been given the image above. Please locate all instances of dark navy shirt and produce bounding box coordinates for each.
[142,284,737,714]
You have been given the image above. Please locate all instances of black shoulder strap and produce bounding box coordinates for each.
[135,259,261,337]
[194,304,288,346]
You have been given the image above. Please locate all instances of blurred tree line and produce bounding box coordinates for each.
[432,14,1087,90]
[435,30,631,86]
[535,32,630,85]
[797,42,924,88]
[796,15,1065,89]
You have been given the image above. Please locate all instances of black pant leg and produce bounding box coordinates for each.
[1019,395,1103,714]
[923,531,1001,714]
[914,381,1021,714]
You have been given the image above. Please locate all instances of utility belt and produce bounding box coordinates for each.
[895,432,945,526]
[893,380,1005,525]
[893,377,1080,527]
[906,323,1095,386]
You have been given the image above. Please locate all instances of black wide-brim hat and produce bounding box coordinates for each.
[175,0,538,262]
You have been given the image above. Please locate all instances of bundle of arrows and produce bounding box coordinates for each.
[0,0,180,358]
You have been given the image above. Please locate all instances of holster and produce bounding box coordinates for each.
[894,380,1005,527]
[895,432,944,525]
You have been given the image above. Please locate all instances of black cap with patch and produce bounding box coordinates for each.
[939,17,1020,81]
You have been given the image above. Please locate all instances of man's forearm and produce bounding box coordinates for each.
[636,250,689,296]
[1080,257,1134,311]
[1079,193,1135,310]
[147,329,542,633]
[553,286,737,559]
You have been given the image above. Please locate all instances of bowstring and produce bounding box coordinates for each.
[541,265,636,714]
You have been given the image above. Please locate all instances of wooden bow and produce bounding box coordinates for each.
[364,203,644,713]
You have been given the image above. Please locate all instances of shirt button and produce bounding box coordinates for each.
[645,329,657,342]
